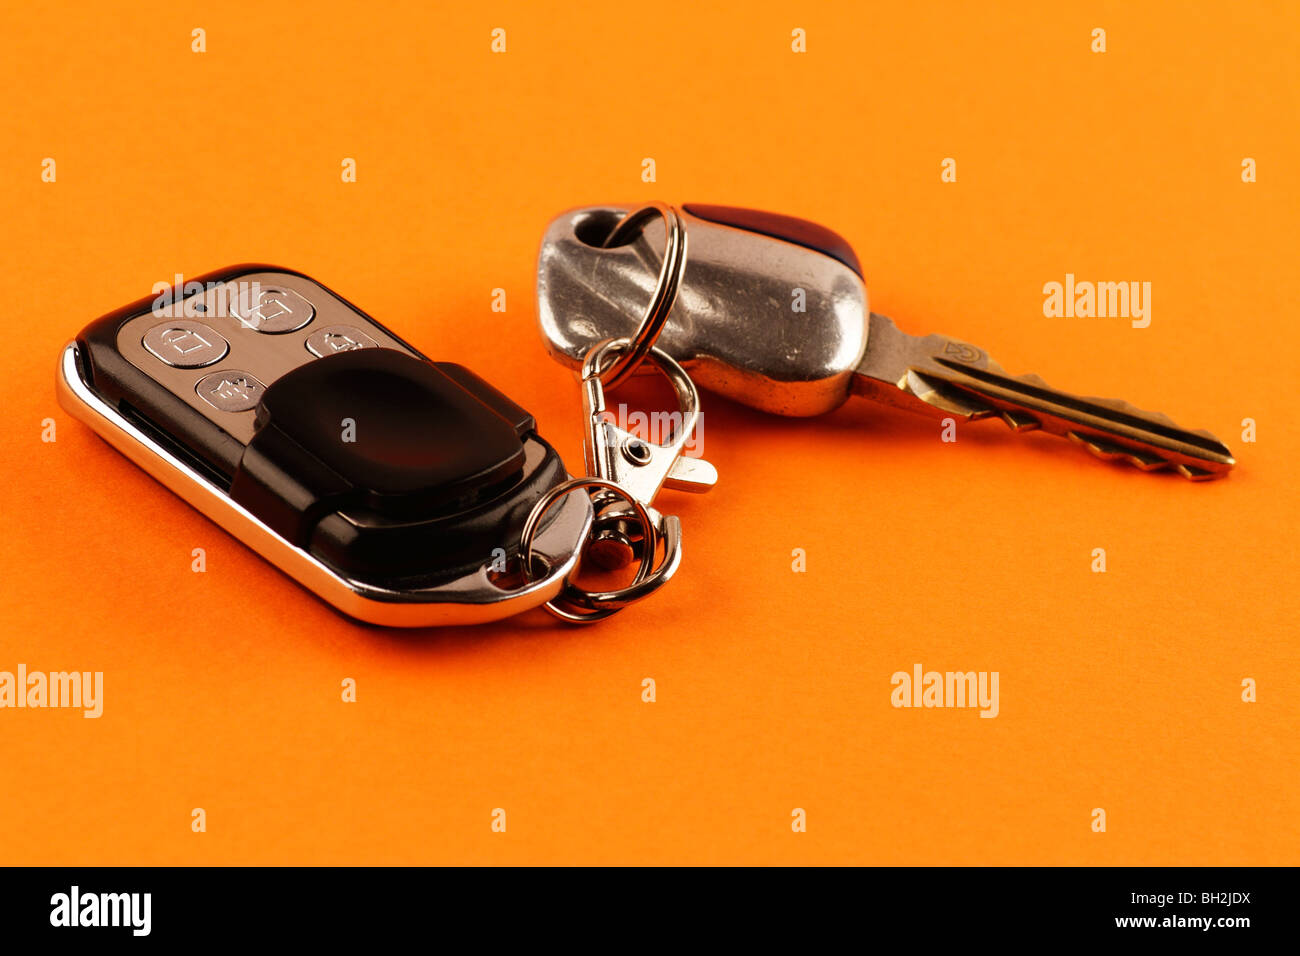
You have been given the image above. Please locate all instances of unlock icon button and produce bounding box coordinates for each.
[143,320,229,368]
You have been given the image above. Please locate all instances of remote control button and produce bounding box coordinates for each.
[305,325,379,357]
[195,370,266,412]
[230,349,530,539]
[231,285,315,333]
[143,320,229,368]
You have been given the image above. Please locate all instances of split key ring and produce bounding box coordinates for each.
[594,202,688,389]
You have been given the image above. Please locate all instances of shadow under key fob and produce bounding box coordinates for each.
[55,265,591,626]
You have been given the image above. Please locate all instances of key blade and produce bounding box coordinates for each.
[852,314,1235,480]
[922,359,1236,479]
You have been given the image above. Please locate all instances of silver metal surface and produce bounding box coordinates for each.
[305,325,379,357]
[57,342,593,627]
[539,202,1234,479]
[520,338,715,622]
[520,476,660,624]
[233,284,316,333]
[852,313,1236,479]
[593,202,687,389]
[195,369,265,412]
[143,320,229,368]
[537,204,869,416]
[578,339,716,506]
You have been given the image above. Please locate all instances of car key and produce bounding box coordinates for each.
[538,204,1235,479]
[56,265,592,626]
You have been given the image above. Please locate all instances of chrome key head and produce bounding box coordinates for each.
[537,204,869,416]
[540,203,1235,479]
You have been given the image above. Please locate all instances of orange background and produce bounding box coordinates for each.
[1,1,1295,864]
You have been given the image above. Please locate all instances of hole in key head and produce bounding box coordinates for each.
[573,209,631,248]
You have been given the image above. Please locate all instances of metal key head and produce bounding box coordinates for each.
[537,204,870,416]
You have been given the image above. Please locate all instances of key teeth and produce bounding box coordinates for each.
[900,349,1234,477]
[1067,430,1182,475]
[937,360,1235,469]
[1005,369,1212,437]
[999,410,1040,432]
[941,359,1201,433]
[1041,380,1233,451]
[1075,398,1235,460]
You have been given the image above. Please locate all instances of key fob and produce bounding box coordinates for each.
[537,203,870,416]
[56,265,592,626]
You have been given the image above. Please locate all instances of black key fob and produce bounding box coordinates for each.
[56,265,591,626]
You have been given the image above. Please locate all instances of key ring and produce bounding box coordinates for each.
[519,477,662,623]
[595,202,688,389]
[519,336,715,623]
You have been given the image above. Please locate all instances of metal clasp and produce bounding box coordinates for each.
[519,336,715,623]
[581,337,716,513]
